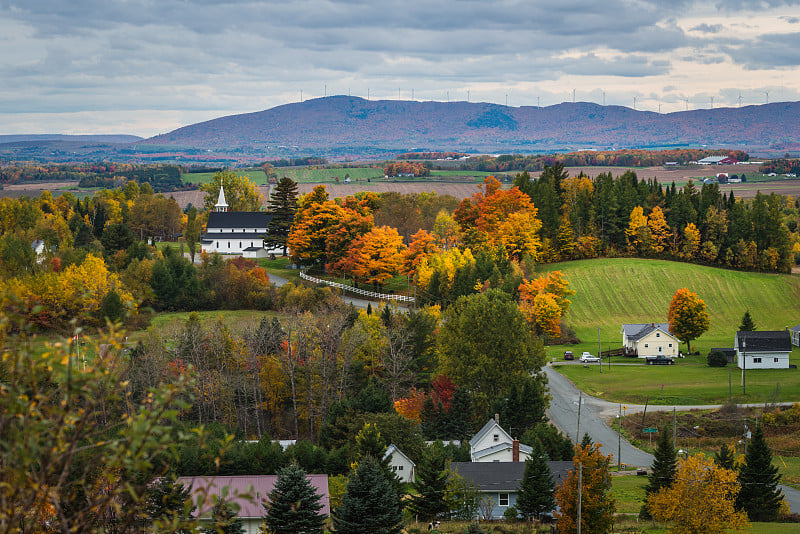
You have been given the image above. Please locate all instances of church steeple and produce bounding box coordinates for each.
[215,186,228,212]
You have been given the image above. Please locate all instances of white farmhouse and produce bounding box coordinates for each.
[383,444,416,483]
[735,330,792,370]
[621,323,681,358]
[200,186,279,257]
[469,415,531,463]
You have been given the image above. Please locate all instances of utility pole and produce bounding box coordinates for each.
[467,89,470,102]
[742,339,746,395]
[576,392,583,443]
[573,88,576,103]
[673,407,677,450]
[618,403,622,471]
[598,327,602,374]
[728,355,732,402]
[577,463,583,534]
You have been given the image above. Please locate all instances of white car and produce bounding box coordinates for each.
[580,352,600,363]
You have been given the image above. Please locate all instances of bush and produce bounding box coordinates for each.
[707,350,728,367]
[503,506,519,522]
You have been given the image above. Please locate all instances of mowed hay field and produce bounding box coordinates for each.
[536,258,800,349]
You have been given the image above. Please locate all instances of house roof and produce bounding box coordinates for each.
[469,418,512,449]
[243,246,265,252]
[202,232,269,240]
[735,330,792,353]
[471,442,533,461]
[207,211,272,229]
[452,461,573,492]
[621,323,675,341]
[383,444,415,466]
[790,324,800,333]
[177,474,330,519]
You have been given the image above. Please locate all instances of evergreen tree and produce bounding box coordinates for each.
[739,310,757,331]
[332,457,404,534]
[266,177,300,255]
[642,427,677,518]
[263,463,327,534]
[203,501,245,534]
[737,424,783,521]
[714,443,736,470]
[580,433,594,449]
[407,445,449,521]
[515,440,556,520]
[143,477,194,530]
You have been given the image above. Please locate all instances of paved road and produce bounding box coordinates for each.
[544,364,800,511]
[269,272,383,310]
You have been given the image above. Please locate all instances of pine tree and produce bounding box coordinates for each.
[203,501,245,534]
[737,424,783,521]
[515,440,556,520]
[739,310,757,331]
[642,427,677,519]
[266,177,300,255]
[332,457,404,534]
[407,445,449,521]
[714,443,736,470]
[263,463,326,534]
[580,433,593,449]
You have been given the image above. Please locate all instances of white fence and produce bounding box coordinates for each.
[299,271,415,303]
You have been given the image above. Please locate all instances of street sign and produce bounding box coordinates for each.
[643,428,658,433]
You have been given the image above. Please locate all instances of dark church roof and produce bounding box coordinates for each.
[206,211,272,229]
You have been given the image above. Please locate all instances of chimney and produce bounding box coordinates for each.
[494,413,499,424]
[512,439,520,462]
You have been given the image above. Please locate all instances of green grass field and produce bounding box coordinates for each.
[537,258,800,355]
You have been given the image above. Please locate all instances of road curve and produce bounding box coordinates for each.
[544,364,800,512]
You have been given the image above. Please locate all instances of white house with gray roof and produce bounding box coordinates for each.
[469,415,531,463]
[621,323,681,358]
[735,330,791,369]
[383,444,416,483]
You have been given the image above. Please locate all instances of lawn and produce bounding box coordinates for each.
[183,169,269,185]
[537,257,800,358]
[556,353,800,405]
[127,309,285,343]
[611,473,648,513]
[258,256,301,283]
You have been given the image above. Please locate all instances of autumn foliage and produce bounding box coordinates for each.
[667,288,710,352]
[554,443,616,534]
[648,455,748,534]
[518,271,574,337]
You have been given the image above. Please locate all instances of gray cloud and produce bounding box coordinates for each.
[0,0,796,134]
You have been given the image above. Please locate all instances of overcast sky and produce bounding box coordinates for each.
[1,0,799,137]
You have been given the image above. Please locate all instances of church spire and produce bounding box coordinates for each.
[215,185,228,212]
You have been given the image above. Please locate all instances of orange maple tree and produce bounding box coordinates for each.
[403,229,441,276]
[554,443,616,534]
[518,271,574,337]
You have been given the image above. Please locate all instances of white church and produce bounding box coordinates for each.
[200,186,279,258]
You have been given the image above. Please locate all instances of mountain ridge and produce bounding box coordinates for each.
[142,96,800,154]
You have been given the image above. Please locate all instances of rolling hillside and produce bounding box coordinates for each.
[142,96,800,154]
[536,258,800,347]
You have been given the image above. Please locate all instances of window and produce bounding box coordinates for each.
[775,358,780,363]
[656,333,660,338]
[644,343,649,348]
[397,465,403,471]
[392,466,397,471]
[668,343,673,348]
[658,346,663,354]
[493,434,499,442]
[753,357,762,363]
[499,494,509,507]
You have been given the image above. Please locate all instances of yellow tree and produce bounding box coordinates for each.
[403,229,440,276]
[348,226,407,290]
[518,271,575,337]
[648,454,748,534]
[625,206,650,255]
[498,210,542,261]
[681,222,701,260]
[554,443,616,534]
[648,206,672,254]
[668,288,710,353]
[432,209,462,249]
[200,170,263,211]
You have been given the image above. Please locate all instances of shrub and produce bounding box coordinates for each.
[707,350,728,367]
[503,506,519,522]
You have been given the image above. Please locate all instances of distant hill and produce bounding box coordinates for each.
[143,96,800,155]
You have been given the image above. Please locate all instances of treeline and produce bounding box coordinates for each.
[383,161,431,177]
[396,152,468,160]
[761,158,800,175]
[0,162,186,192]
[437,149,749,173]
[268,157,329,167]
